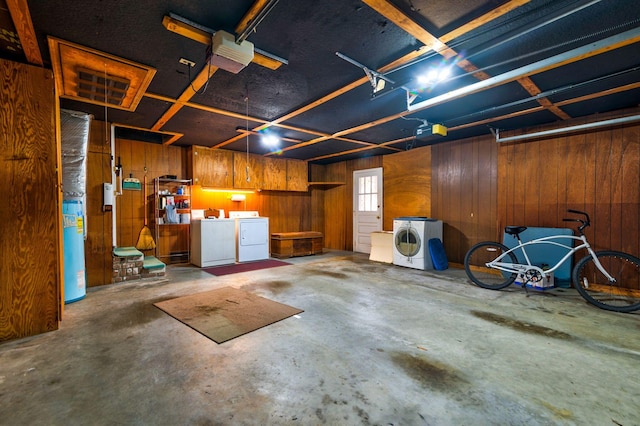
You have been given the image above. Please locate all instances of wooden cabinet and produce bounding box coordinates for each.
[191,146,233,187]
[263,157,288,190]
[286,159,309,191]
[189,146,306,192]
[233,152,264,189]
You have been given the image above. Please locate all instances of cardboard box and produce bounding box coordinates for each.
[515,271,555,290]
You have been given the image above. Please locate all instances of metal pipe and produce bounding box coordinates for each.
[236,0,280,43]
[496,114,640,143]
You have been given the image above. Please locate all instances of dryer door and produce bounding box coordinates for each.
[395,227,422,257]
[239,219,269,246]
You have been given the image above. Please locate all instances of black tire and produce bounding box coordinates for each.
[572,251,640,313]
[464,241,518,290]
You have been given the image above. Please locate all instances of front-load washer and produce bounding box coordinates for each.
[393,217,443,270]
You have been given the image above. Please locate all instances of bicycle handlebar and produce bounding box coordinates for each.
[562,209,591,234]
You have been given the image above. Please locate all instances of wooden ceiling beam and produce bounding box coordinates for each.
[151,64,218,132]
[555,82,640,107]
[252,1,539,154]
[6,0,42,65]
[361,0,569,122]
[235,0,271,34]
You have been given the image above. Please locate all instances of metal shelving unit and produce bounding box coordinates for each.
[153,177,192,263]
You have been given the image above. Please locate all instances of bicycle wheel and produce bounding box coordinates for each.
[573,251,640,313]
[464,241,518,290]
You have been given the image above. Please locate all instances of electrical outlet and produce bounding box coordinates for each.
[179,58,195,67]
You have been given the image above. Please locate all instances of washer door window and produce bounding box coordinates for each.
[395,227,421,257]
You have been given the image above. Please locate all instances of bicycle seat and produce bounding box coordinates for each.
[504,226,527,236]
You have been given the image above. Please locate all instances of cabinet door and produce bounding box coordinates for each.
[192,146,233,187]
[1,60,60,340]
[262,157,287,190]
[287,159,309,191]
[233,152,264,189]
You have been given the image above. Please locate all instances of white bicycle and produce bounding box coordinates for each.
[464,210,640,313]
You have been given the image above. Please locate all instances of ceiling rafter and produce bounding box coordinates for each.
[149,0,535,155]
[361,0,571,121]
[259,0,543,153]
[147,91,380,150]
[152,0,288,140]
[5,0,42,65]
[150,63,218,132]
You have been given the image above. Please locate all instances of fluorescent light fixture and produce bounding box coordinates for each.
[230,194,246,201]
[201,188,255,194]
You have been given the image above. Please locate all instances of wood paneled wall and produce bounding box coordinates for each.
[432,135,498,264]
[85,120,113,287]
[189,187,312,234]
[115,138,188,250]
[498,116,640,259]
[86,109,640,285]
[382,148,431,231]
[318,157,383,251]
[1,59,60,341]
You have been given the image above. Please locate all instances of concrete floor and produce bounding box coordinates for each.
[1,251,639,425]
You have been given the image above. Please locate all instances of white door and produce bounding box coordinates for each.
[353,167,383,253]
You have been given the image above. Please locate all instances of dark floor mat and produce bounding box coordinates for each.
[203,259,290,276]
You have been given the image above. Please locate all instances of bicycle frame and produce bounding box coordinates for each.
[488,234,616,282]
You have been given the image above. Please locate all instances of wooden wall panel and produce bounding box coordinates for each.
[85,119,113,287]
[322,162,348,250]
[114,139,188,250]
[497,116,640,260]
[317,157,383,251]
[309,164,326,236]
[1,59,60,340]
[594,128,612,252]
[257,191,311,233]
[609,127,624,253]
[382,148,431,231]
[621,125,639,255]
[432,135,498,265]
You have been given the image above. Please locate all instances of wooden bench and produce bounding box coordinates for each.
[271,231,324,258]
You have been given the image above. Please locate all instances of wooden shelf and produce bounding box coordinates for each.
[308,181,345,187]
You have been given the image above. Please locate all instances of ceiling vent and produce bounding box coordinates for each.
[208,30,254,74]
[47,37,156,112]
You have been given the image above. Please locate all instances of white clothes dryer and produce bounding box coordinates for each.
[393,217,443,270]
[230,211,270,262]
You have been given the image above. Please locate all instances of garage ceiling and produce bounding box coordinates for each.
[2,0,640,164]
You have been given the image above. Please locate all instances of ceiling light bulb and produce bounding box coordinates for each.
[262,134,279,147]
[438,68,451,81]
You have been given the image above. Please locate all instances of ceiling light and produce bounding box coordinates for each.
[418,66,451,86]
[261,134,279,147]
[438,67,451,81]
[258,128,279,147]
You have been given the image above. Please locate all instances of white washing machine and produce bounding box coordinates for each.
[393,217,443,270]
[229,211,270,262]
[190,218,236,267]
